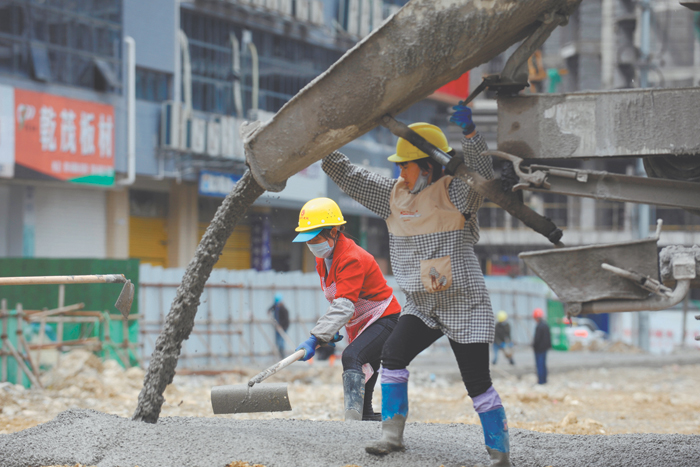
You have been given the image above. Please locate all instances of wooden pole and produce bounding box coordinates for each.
[1,299,6,382]
[15,304,42,388]
[4,340,41,388]
[0,274,126,285]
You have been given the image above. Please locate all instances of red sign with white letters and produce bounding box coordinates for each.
[14,88,115,186]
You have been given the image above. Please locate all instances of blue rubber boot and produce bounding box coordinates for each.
[365,382,408,455]
[476,407,511,467]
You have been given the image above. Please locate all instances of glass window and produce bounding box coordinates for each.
[136,67,173,102]
[1,0,122,92]
[183,8,342,116]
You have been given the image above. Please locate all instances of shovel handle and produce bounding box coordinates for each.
[248,349,306,387]
[0,274,127,286]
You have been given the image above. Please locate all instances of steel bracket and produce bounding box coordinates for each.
[463,13,569,104]
[484,150,700,211]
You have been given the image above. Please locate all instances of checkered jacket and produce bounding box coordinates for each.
[322,133,495,344]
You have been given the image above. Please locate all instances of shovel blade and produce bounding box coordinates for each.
[211,383,291,414]
[115,280,134,319]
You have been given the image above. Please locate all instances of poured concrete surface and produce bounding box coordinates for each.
[1,408,699,467]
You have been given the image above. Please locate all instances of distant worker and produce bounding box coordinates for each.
[493,311,514,365]
[292,198,401,421]
[532,308,551,385]
[322,104,512,466]
[268,293,290,358]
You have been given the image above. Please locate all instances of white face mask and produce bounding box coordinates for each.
[410,171,429,194]
[307,240,333,258]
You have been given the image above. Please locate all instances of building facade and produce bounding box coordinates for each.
[0,0,450,274]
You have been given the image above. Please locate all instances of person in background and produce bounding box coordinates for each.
[268,294,290,358]
[493,311,514,365]
[532,307,551,384]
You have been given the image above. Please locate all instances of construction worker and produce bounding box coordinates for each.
[322,104,511,466]
[293,197,401,421]
[268,294,290,358]
[532,307,551,384]
[493,311,515,365]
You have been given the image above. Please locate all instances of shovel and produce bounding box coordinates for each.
[211,348,307,414]
[0,274,135,319]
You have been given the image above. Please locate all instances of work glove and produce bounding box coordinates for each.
[450,101,476,135]
[296,335,318,361]
[326,332,344,348]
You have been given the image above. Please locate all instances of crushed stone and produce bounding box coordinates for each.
[1,408,699,467]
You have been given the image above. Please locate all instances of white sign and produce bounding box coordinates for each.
[0,85,15,178]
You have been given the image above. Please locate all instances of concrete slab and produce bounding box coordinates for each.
[497,87,700,159]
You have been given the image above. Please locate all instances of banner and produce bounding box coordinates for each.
[14,88,115,186]
[0,85,14,178]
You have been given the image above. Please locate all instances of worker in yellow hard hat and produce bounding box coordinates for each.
[322,103,511,466]
[292,197,401,421]
[493,311,514,366]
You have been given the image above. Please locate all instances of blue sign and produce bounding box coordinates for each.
[198,170,242,198]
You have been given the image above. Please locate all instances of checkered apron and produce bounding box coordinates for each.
[322,278,392,381]
[322,132,497,344]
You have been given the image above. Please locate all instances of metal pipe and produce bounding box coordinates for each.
[230,34,244,118]
[639,0,651,88]
[118,36,136,186]
[178,29,192,150]
[248,41,259,118]
[580,279,691,314]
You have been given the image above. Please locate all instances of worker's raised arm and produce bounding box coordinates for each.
[447,103,494,217]
[322,152,396,220]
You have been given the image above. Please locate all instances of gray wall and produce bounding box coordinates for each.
[123,0,177,73]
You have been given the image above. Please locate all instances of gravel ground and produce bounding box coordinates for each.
[2,348,700,466]
[0,408,699,467]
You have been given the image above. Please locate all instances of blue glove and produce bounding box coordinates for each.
[326,332,344,348]
[450,101,476,135]
[296,335,318,361]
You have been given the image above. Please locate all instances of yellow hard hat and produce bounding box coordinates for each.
[293,197,346,242]
[387,122,452,163]
[497,310,508,322]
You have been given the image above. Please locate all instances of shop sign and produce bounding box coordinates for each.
[0,85,14,178]
[198,170,242,197]
[14,88,115,186]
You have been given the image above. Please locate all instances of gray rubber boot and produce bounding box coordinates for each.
[474,447,511,467]
[342,370,365,421]
[365,415,407,455]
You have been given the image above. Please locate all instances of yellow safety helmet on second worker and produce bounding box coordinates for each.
[293,197,347,242]
[497,310,508,323]
[387,122,452,163]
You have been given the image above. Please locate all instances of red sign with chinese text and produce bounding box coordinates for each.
[14,88,115,186]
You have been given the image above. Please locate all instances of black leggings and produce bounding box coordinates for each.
[342,313,399,410]
[381,314,492,398]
